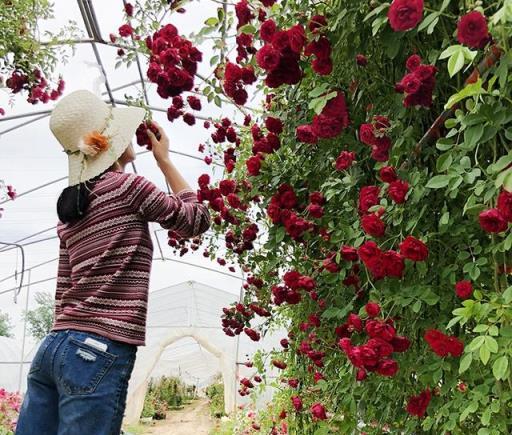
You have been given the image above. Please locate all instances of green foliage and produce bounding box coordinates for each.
[23,292,54,341]
[0,312,12,338]
[205,377,225,418]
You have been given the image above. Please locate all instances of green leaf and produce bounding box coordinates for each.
[464,124,484,149]
[418,12,439,32]
[439,44,462,60]
[459,353,472,373]
[484,336,498,353]
[436,152,453,172]
[445,79,485,109]
[492,356,508,380]
[495,167,512,189]
[363,2,390,22]
[467,336,485,352]
[426,175,451,189]
[503,286,512,303]
[488,152,512,174]
[448,50,465,77]
[204,17,218,26]
[238,24,256,34]
[412,300,422,313]
[479,345,490,365]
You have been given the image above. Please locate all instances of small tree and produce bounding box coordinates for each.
[0,312,13,338]
[24,292,54,341]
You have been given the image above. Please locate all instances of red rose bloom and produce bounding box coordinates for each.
[119,24,134,37]
[359,123,376,145]
[382,250,405,278]
[406,54,422,71]
[356,54,368,66]
[256,44,280,70]
[391,335,411,352]
[336,150,356,171]
[291,396,303,411]
[309,15,327,33]
[365,302,381,318]
[321,91,350,126]
[312,57,333,76]
[305,36,331,59]
[309,191,325,205]
[260,19,277,43]
[388,179,409,204]
[265,116,283,134]
[361,213,386,238]
[399,236,428,261]
[341,246,359,262]
[497,190,512,222]
[380,166,398,183]
[424,329,464,357]
[312,114,344,138]
[358,186,380,214]
[288,24,306,53]
[457,11,490,49]
[388,0,424,32]
[455,280,473,299]
[376,359,399,377]
[296,124,318,144]
[479,208,508,233]
[406,389,431,418]
[310,403,327,420]
[246,155,262,176]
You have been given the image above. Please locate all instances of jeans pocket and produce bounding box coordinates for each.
[28,332,58,375]
[58,336,117,395]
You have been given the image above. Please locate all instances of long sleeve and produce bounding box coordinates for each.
[54,238,72,320]
[130,175,210,238]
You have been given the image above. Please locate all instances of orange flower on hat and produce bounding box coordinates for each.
[77,131,110,157]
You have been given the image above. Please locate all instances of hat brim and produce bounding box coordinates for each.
[67,106,145,186]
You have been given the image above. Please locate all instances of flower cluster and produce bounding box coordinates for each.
[223,62,257,105]
[266,184,314,240]
[145,24,202,100]
[479,190,512,233]
[244,115,283,176]
[304,16,333,76]
[272,269,316,306]
[0,388,21,433]
[395,55,437,108]
[358,115,392,162]
[406,389,431,418]
[424,329,464,357]
[6,69,65,105]
[338,303,410,380]
[135,121,161,150]
[255,20,305,88]
[296,90,350,144]
[166,95,202,126]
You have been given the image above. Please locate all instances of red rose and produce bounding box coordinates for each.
[118,24,134,37]
[356,368,367,381]
[312,57,333,76]
[288,24,306,53]
[260,19,277,43]
[365,302,381,318]
[376,359,399,377]
[321,91,350,127]
[265,116,283,134]
[246,155,262,176]
[291,395,303,411]
[399,235,428,261]
[497,190,512,222]
[305,36,331,59]
[356,54,368,66]
[379,166,398,183]
[382,250,405,278]
[347,313,363,332]
[296,124,318,144]
[455,280,473,299]
[367,337,394,357]
[336,150,356,171]
[479,208,508,233]
[388,179,409,204]
[256,44,280,70]
[366,319,396,342]
[312,114,344,138]
[424,329,464,357]
[358,240,381,264]
[341,246,359,262]
[219,179,236,195]
[359,123,376,145]
[309,191,325,205]
[307,203,324,218]
[401,73,422,94]
[358,186,380,214]
[308,15,327,33]
[388,0,424,32]
[406,54,422,71]
[361,213,386,238]
[406,389,431,418]
[457,11,490,49]
[391,335,411,352]
[310,403,327,420]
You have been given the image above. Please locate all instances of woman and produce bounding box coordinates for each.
[16,90,210,435]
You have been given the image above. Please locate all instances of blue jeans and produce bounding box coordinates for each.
[16,329,137,435]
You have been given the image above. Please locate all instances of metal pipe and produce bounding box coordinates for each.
[0,242,25,301]
[18,270,31,391]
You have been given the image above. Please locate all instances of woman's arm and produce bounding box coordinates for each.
[147,122,191,194]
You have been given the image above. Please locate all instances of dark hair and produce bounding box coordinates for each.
[57,170,110,224]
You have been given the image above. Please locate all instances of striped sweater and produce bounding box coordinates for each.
[52,170,210,345]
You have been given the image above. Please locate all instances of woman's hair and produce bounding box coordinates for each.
[57,169,110,224]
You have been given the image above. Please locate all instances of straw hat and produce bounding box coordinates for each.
[49,90,145,186]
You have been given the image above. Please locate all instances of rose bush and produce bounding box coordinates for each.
[195,0,512,434]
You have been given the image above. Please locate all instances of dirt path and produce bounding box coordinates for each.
[143,399,213,435]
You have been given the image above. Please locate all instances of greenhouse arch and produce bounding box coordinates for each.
[124,281,239,424]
